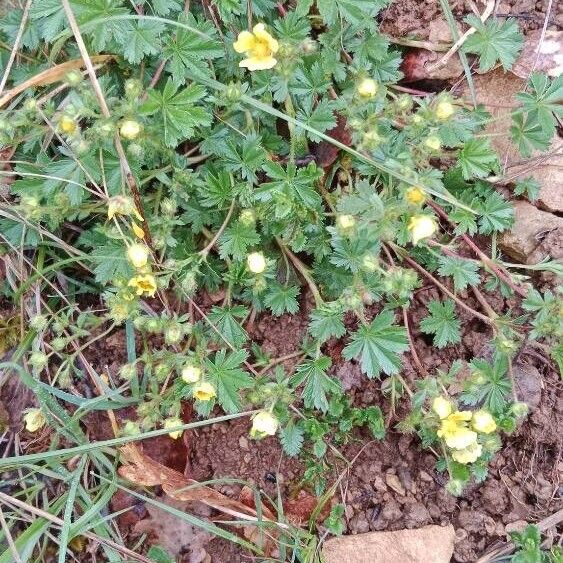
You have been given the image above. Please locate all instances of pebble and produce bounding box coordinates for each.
[238,436,249,450]
[385,473,406,496]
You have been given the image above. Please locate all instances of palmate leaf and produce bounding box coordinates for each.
[457,138,499,179]
[510,112,552,157]
[316,0,387,27]
[308,303,346,344]
[513,177,540,201]
[342,311,408,378]
[217,223,259,261]
[206,305,248,348]
[118,20,164,64]
[462,16,523,71]
[291,356,341,412]
[295,98,338,142]
[264,283,300,316]
[419,299,461,348]
[516,73,563,135]
[140,79,210,147]
[438,255,480,291]
[204,350,252,414]
[476,191,514,234]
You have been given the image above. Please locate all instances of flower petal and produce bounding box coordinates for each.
[233,30,255,53]
[240,56,277,71]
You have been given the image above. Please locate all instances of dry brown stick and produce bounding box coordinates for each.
[0,491,152,563]
[428,200,528,298]
[60,0,152,245]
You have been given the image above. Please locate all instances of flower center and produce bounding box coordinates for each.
[252,39,270,58]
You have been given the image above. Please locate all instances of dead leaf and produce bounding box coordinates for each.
[0,55,114,108]
[311,115,352,170]
[133,498,211,562]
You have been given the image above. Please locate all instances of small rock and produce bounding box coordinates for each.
[403,502,432,528]
[373,475,388,493]
[457,509,486,533]
[238,436,249,450]
[322,524,455,563]
[349,512,370,534]
[513,362,543,410]
[381,499,403,522]
[499,201,563,264]
[505,520,528,535]
[419,471,433,482]
[385,473,406,496]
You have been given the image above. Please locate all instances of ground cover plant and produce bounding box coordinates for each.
[0,0,561,561]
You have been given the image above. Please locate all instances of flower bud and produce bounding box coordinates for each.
[225,83,242,102]
[357,78,378,99]
[29,351,48,370]
[127,243,149,269]
[181,364,202,383]
[362,254,378,272]
[164,324,183,345]
[65,70,83,86]
[424,136,441,151]
[511,401,529,418]
[59,115,78,135]
[122,420,141,436]
[435,100,455,120]
[336,214,356,230]
[239,209,256,226]
[119,363,137,380]
[247,252,266,274]
[164,417,183,440]
[408,214,438,245]
[250,411,279,437]
[24,408,46,432]
[124,79,143,99]
[120,119,142,140]
[23,98,37,112]
[30,315,48,331]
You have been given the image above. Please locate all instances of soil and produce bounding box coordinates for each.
[379,0,563,39]
[65,276,562,562]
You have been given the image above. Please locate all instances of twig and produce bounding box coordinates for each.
[0,0,32,98]
[402,306,429,377]
[60,0,152,244]
[388,243,495,326]
[428,200,528,298]
[198,200,235,257]
[427,0,495,72]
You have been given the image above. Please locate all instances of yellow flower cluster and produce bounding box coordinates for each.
[233,24,279,71]
[433,396,497,464]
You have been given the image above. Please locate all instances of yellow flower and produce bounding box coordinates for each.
[164,417,183,440]
[437,410,478,450]
[127,243,149,269]
[193,381,216,401]
[357,78,378,98]
[451,441,482,464]
[107,195,144,222]
[425,136,442,151]
[24,408,46,432]
[472,410,497,434]
[435,100,455,121]
[250,411,279,437]
[408,214,438,245]
[337,214,356,230]
[247,251,266,274]
[182,364,202,383]
[128,274,157,297]
[59,115,78,135]
[432,396,452,419]
[131,220,145,239]
[120,119,142,140]
[233,23,279,71]
[405,187,426,205]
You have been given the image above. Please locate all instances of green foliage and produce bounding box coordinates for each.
[462,16,523,71]
[462,357,512,413]
[343,311,409,378]
[437,256,480,292]
[419,299,461,348]
[291,356,341,412]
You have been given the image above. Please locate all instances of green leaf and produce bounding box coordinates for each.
[163,13,223,85]
[280,420,304,457]
[324,504,345,535]
[91,243,133,284]
[296,99,338,141]
[419,299,461,348]
[513,177,541,201]
[308,304,346,344]
[118,20,164,64]
[291,356,341,412]
[215,134,267,183]
[140,79,210,147]
[342,311,408,378]
[199,169,235,208]
[461,357,512,413]
[290,63,331,97]
[206,305,248,348]
[458,138,499,179]
[462,16,523,71]
[218,222,259,261]
[264,283,300,316]
[476,191,513,234]
[438,255,480,291]
[316,0,386,26]
[205,350,252,413]
[510,112,552,157]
